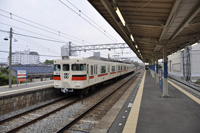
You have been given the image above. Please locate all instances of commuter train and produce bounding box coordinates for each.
[53,56,135,94]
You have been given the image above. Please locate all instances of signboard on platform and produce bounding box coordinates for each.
[17,70,27,87]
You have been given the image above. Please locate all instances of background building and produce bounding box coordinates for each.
[11,65,53,82]
[8,50,40,65]
[168,43,200,82]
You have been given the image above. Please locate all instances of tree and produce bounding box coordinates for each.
[44,59,53,64]
[133,61,139,69]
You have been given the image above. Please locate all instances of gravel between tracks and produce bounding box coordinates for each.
[15,73,135,132]
[0,96,66,121]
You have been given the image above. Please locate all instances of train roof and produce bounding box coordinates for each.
[54,56,132,65]
[87,56,132,64]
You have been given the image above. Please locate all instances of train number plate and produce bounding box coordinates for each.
[61,88,73,93]
[64,73,69,79]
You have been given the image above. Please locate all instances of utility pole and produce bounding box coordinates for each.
[9,28,13,88]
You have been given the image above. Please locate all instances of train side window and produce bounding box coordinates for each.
[108,65,110,73]
[63,64,69,71]
[91,65,94,75]
[112,66,115,72]
[72,64,86,71]
[118,66,120,71]
[54,64,61,71]
[101,66,106,73]
[96,65,98,74]
[121,66,123,71]
[87,64,89,74]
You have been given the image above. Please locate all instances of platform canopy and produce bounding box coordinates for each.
[88,0,200,62]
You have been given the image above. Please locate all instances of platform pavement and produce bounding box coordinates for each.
[0,80,53,97]
[123,70,200,133]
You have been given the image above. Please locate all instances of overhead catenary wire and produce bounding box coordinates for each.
[0,50,60,57]
[0,9,93,44]
[0,29,108,57]
[64,0,118,42]
[58,0,117,43]
[0,9,124,58]
[0,22,70,44]
[0,14,86,44]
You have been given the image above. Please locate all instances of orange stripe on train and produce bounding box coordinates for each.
[72,75,87,80]
[89,76,94,79]
[98,73,108,77]
[54,76,61,80]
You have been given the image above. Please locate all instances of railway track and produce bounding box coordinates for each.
[0,97,79,133]
[168,76,200,99]
[55,71,142,133]
[0,70,142,133]
[168,76,200,92]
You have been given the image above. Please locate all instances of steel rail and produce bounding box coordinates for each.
[0,96,67,125]
[55,72,140,133]
[6,98,79,133]
[168,76,200,92]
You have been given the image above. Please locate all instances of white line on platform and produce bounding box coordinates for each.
[0,84,53,95]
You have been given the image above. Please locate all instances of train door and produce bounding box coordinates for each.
[61,64,71,92]
[87,64,89,84]
[94,64,98,82]
[89,65,94,85]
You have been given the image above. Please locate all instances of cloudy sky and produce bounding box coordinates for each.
[0,0,140,63]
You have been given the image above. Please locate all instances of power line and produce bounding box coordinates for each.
[59,0,117,43]
[15,34,60,54]
[0,14,86,44]
[12,32,69,43]
[0,50,60,57]
[0,22,69,43]
[0,9,93,44]
[64,0,118,42]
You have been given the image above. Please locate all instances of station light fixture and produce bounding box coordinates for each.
[116,7,126,26]
[130,34,134,42]
[135,44,138,49]
[138,49,140,53]
[191,42,198,47]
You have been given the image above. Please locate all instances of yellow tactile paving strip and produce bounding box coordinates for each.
[168,80,200,104]
[123,71,146,133]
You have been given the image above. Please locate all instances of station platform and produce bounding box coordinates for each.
[0,80,53,97]
[107,70,200,133]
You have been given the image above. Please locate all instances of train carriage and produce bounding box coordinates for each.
[53,57,135,94]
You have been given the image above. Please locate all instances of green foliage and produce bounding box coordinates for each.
[0,72,16,86]
[0,73,9,85]
[133,61,139,69]
[44,59,53,64]
[195,79,200,84]
[0,67,8,75]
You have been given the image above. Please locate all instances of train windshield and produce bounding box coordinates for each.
[63,64,70,71]
[72,64,86,71]
[54,64,61,71]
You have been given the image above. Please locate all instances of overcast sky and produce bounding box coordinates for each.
[0,0,140,63]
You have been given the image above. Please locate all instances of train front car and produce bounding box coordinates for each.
[53,57,87,93]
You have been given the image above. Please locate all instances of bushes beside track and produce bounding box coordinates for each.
[0,72,16,86]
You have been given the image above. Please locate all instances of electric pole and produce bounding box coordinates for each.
[9,28,13,88]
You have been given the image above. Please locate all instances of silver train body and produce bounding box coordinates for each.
[53,57,135,93]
